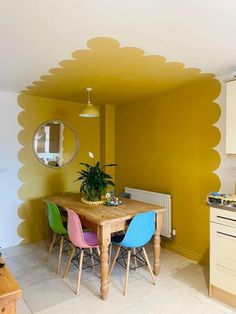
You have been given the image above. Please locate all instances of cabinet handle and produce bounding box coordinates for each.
[217,215,236,222]
[217,231,236,239]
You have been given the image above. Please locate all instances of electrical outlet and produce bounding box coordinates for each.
[172,229,176,237]
[88,152,94,159]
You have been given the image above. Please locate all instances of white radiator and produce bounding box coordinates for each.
[125,187,172,238]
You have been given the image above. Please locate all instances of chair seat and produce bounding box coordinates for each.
[83,232,99,247]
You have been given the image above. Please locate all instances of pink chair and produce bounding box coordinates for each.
[63,208,100,295]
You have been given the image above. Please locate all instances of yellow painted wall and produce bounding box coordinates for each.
[17,37,222,262]
[100,104,116,179]
[17,94,100,243]
[115,78,221,264]
[62,123,78,164]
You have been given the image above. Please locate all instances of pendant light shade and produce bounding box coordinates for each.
[79,87,99,118]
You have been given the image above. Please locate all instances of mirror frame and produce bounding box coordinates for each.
[32,120,79,168]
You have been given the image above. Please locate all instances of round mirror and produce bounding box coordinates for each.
[33,120,79,168]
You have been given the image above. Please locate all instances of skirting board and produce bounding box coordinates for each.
[161,241,201,262]
[210,285,236,309]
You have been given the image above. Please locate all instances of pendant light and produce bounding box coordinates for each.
[79,87,99,118]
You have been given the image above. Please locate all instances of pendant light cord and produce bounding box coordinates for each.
[87,87,92,104]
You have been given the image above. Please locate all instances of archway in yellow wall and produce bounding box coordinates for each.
[17,37,221,260]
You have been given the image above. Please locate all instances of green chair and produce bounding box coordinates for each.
[45,201,68,274]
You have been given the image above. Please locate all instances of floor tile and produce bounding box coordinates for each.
[204,297,236,314]
[29,241,49,260]
[142,286,213,314]
[5,252,43,276]
[168,262,209,300]
[23,277,76,313]
[1,244,33,258]
[11,242,235,314]
[35,297,95,314]
[17,299,32,314]
[15,263,58,290]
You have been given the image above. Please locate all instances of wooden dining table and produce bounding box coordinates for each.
[47,194,165,300]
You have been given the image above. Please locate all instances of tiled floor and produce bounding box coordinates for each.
[2,242,236,314]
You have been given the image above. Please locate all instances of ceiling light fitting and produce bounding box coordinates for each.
[79,87,99,118]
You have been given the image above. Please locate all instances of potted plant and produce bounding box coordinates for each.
[75,162,117,205]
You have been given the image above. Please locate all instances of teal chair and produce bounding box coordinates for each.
[109,211,156,295]
[45,201,68,274]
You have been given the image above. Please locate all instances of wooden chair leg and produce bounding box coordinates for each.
[109,246,121,277]
[76,249,84,295]
[133,248,138,270]
[90,248,95,270]
[109,243,112,264]
[45,232,56,262]
[63,245,75,279]
[142,247,156,285]
[56,236,64,274]
[124,249,131,296]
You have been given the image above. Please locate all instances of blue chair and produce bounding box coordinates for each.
[109,211,156,295]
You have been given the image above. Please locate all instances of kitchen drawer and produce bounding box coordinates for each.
[210,222,236,296]
[210,254,236,295]
[210,207,236,228]
[210,222,236,261]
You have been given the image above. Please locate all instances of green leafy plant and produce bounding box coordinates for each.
[75,162,117,201]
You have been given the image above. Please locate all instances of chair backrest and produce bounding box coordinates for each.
[120,211,155,248]
[66,208,89,248]
[46,201,67,235]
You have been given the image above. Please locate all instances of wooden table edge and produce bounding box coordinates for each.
[98,207,166,225]
[44,196,166,226]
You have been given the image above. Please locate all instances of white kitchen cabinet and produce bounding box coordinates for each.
[226,80,236,154]
[210,206,236,308]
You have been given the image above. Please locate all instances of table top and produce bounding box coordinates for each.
[46,194,165,226]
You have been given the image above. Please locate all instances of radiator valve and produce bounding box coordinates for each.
[171,229,176,238]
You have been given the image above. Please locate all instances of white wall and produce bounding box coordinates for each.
[0,91,22,248]
[215,81,236,194]
[1,0,236,92]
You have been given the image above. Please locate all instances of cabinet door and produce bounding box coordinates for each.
[226,80,236,154]
[210,222,236,295]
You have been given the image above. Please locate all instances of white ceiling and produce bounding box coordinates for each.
[1,0,236,93]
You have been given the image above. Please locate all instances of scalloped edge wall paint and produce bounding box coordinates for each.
[0,38,229,260]
[0,91,22,248]
[14,38,221,263]
[17,94,100,243]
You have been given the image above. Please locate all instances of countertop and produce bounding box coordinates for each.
[207,202,236,213]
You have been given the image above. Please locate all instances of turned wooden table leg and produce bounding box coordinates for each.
[99,225,110,300]
[153,212,162,275]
